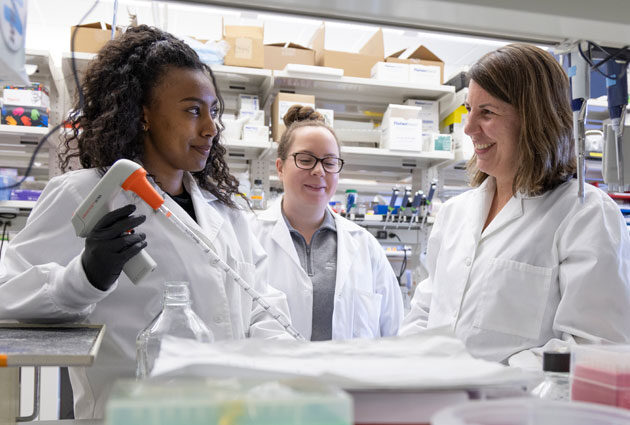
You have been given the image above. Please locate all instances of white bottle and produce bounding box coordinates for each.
[251,179,266,209]
[531,351,571,401]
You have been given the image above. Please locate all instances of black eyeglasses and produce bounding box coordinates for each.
[290,152,345,173]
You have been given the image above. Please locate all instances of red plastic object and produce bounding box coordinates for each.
[572,364,630,409]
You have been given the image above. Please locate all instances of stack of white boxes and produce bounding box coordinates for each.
[238,94,269,143]
[370,62,442,86]
[404,99,452,153]
[370,62,408,82]
[380,104,423,151]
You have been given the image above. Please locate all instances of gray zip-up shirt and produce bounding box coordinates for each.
[282,209,338,341]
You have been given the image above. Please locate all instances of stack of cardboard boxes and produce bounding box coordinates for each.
[372,46,444,85]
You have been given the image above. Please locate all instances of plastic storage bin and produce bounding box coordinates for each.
[105,378,352,425]
[571,344,630,409]
[431,398,630,425]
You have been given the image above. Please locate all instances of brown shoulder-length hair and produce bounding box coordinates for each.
[467,43,576,195]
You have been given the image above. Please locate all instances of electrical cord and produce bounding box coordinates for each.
[0,0,100,192]
[577,41,630,80]
[388,232,407,285]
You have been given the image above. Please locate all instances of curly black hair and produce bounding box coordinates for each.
[60,25,240,207]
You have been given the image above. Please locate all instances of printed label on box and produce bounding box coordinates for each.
[279,101,315,119]
[235,38,253,59]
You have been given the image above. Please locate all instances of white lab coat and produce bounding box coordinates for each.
[400,177,630,362]
[252,198,403,340]
[0,168,292,418]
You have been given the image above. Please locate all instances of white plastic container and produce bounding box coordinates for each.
[431,398,630,425]
[106,378,352,425]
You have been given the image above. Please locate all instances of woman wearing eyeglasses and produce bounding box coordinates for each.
[252,105,403,341]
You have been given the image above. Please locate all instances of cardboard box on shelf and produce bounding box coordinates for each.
[237,94,259,111]
[223,25,264,68]
[2,84,50,108]
[70,22,122,54]
[423,133,453,152]
[380,104,423,151]
[264,42,315,70]
[243,124,269,142]
[311,25,384,78]
[386,45,444,84]
[271,93,315,141]
[371,61,409,82]
[238,109,265,125]
[404,99,439,134]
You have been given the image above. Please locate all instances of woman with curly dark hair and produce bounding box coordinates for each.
[0,25,292,418]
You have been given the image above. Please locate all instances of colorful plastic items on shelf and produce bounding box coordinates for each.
[1,104,49,127]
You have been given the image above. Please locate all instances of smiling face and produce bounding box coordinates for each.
[142,67,219,190]
[277,126,340,213]
[464,79,521,186]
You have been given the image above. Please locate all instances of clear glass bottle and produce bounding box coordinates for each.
[531,351,571,401]
[251,179,266,209]
[136,281,214,379]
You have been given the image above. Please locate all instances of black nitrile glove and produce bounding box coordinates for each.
[81,204,147,291]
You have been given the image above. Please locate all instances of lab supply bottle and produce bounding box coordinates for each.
[531,351,571,401]
[136,281,213,379]
[251,179,266,209]
[345,189,358,216]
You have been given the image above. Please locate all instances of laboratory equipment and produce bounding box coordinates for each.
[408,190,422,229]
[71,159,160,284]
[396,186,413,224]
[571,344,630,409]
[432,398,630,425]
[251,179,266,209]
[105,378,352,425]
[383,187,399,229]
[531,351,571,401]
[136,281,214,379]
[569,43,590,202]
[74,159,305,341]
[420,180,437,229]
[345,189,357,217]
[606,59,628,187]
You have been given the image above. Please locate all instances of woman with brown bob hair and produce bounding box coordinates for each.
[401,44,630,367]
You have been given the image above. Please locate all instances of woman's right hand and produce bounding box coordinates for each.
[81,204,147,291]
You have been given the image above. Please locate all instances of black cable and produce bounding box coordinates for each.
[0,0,100,191]
[388,232,407,285]
[577,41,630,80]
[72,0,101,112]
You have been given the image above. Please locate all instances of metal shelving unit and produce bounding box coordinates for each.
[58,52,457,195]
[0,51,62,179]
